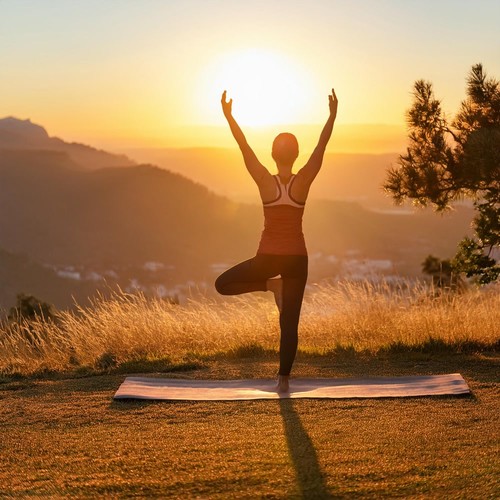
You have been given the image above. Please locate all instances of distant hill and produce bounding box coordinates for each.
[0,121,475,308]
[304,199,474,278]
[0,116,135,170]
[0,158,259,270]
[0,247,103,311]
[0,155,472,272]
[121,147,400,209]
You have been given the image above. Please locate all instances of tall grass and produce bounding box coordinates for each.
[0,280,498,376]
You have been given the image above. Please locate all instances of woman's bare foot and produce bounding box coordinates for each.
[266,278,283,312]
[276,375,290,393]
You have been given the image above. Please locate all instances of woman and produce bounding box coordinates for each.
[215,88,338,392]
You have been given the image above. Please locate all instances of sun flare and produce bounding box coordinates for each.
[199,48,316,126]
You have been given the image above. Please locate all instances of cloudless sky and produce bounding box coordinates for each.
[1,0,499,149]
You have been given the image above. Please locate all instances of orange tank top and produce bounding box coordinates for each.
[257,175,307,256]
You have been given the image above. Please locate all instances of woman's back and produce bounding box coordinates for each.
[258,175,307,256]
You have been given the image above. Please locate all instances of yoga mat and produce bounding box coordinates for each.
[113,373,470,401]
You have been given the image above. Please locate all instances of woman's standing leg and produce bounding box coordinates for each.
[216,254,307,387]
[278,256,308,376]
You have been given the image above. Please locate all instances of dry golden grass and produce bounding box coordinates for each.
[1,280,498,376]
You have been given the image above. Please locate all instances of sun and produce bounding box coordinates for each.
[199,48,316,127]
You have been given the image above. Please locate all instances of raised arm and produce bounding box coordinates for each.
[221,91,270,185]
[296,89,338,187]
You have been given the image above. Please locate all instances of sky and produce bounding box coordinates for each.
[1,0,499,151]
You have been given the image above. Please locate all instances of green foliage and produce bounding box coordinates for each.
[421,255,462,289]
[452,237,499,284]
[8,293,56,322]
[6,293,58,350]
[95,351,118,371]
[385,64,500,283]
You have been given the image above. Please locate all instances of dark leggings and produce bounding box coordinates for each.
[215,254,308,376]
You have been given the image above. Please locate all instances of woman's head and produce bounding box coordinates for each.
[272,133,299,166]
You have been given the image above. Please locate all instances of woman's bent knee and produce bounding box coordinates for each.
[215,275,229,295]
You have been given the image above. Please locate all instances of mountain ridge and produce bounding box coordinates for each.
[0,116,135,170]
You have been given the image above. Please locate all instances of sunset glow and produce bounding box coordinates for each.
[199,48,316,126]
[1,1,499,151]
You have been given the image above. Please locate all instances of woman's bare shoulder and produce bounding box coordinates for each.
[257,171,278,202]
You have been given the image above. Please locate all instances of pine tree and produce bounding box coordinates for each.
[385,64,500,283]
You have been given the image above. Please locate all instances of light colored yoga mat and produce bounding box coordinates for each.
[113,373,470,401]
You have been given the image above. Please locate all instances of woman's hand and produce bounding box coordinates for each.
[329,88,338,119]
[221,90,233,118]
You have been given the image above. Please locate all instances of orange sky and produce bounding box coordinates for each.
[1,1,499,153]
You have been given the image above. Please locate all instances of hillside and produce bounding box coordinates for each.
[0,151,472,269]
[0,153,473,302]
[0,122,475,308]
[0,248,102,311]
[304,200,473,279]
[0,157,257,268]
[0,117,135,170]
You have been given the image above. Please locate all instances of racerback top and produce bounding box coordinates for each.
[256,174,307,256]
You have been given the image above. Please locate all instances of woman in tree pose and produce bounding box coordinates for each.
[215,88,338,392]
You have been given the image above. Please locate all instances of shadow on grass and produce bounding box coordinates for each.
[0,359,204,383]
[279,398,330,499]
[216,342,277,360]
[296,344,498,385]
[318,337,499,358]
[380,337,499,355]
[2,343,497,398]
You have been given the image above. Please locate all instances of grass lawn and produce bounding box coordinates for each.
[1,351,498,499]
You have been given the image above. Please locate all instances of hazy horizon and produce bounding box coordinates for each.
[2,116,407,154]
[113,122,407,154]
